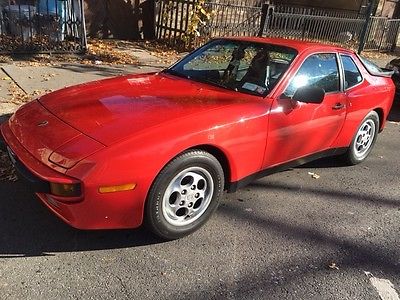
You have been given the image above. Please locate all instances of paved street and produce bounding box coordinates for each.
[0,54,399,299]
[0,106,398,300]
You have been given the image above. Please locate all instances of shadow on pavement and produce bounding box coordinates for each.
[249,180,400,208]
[170,199,400,299]
[53,63,132,77]
[388,98,400,122]
[53,63,162,78]
[0,180,163,257]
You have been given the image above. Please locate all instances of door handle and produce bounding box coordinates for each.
[332,103,345,110]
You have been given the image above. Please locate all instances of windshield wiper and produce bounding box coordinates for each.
[199,78,232,91]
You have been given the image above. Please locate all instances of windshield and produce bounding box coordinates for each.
[166,39,298,96]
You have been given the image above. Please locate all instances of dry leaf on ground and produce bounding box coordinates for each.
[308,172,320,179]
[0,150,17,182]
[327,262,339,270]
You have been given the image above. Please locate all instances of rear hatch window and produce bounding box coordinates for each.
[359,56,394,77]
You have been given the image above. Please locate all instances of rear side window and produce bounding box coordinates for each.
[341,55,363,89]
[285,53,340,97]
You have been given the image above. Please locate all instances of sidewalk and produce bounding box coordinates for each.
[0,45,177,120]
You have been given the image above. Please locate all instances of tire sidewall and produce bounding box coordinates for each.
[348,111,379,165]
[146,151,224,240]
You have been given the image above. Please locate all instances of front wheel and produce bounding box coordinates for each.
[145,150,224,240]
[344,111,379,165]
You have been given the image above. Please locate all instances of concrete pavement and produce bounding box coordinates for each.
[0,45,171,118]
[1,64,161,95]
[0,62,163,122]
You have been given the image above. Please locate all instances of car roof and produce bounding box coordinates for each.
[221,36,354,54]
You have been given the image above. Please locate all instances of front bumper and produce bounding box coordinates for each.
[12,153,51,194]
[1,122,144,230]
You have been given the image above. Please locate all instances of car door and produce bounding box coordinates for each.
[263,52,347,168]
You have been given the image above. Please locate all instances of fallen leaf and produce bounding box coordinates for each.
[308,172,320,179]
[328,262,339,270]
[0,150,18,182]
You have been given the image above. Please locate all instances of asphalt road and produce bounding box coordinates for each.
[0,106,399,300]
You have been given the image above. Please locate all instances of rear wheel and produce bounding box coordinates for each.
[145,150,224,240]
[344,111,379,165]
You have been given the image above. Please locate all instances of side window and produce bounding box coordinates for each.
[341,55,363,89]
[285,53,340,97]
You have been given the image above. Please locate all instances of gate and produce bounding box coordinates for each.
[0,0,87,53]
[155,0,263,42]
[200,1,263,38]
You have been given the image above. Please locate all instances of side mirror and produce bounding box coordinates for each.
[292,86,325,104]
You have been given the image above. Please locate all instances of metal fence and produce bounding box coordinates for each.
[155,0,400,53]
[200,2,262,37]
[155,0,264,41]
[263,12,366,48]
[273,4,363,19]
[364,16,400,51]
[156,0,196,41]
[0,0,86,53]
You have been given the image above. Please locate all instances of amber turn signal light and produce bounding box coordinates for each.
[99,183,136,194]
[50,182,82,197]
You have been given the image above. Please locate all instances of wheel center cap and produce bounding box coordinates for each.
[187,193,196,202]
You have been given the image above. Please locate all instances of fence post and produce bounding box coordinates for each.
[142,0,156,39]
[358,0,375,54]
[258,2,269,37]
[80,0,88,52]
[301,17,306,40]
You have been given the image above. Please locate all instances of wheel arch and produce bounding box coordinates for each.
[187,144,232,191]
[144,144,233,217]
[144,144,231,238]
[373,107,385,132]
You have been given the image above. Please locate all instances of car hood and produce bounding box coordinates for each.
[38,72,238,146]
[8,100,105,170]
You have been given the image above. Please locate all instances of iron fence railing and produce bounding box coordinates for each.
[201,2,262,37]
[155,0,400,53]
[0,0,86,53]
[273,4,364,19]
[155,0,195,41]
[264,12,366,48]
[364,16,400,51]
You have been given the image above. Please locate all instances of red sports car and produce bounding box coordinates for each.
[1,37,395,240]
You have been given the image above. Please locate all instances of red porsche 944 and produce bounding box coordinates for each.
[1,37,395,239]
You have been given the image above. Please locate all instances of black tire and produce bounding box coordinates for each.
[344,111,379,165]
[145,150,224,240]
